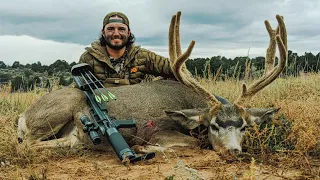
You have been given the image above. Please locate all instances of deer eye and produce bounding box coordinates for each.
[210,125,219,131]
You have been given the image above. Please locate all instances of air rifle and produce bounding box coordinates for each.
[71,63,155,163]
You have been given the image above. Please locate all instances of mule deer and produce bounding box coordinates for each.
[17,12,287,155]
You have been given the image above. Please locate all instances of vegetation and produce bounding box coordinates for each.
[0,69,319,178]
[0,59,75,92]
[186,51,320,81]
[1,50,320,92]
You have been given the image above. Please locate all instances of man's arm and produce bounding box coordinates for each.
[79,51,93,65]
[136,48,175,79]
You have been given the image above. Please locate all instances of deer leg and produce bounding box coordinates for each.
[132,130,198,154]
[17,114,27,143]
[30,127,81,149]
[31,137,74,149]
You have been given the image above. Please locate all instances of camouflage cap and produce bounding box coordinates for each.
[103,12,130,28]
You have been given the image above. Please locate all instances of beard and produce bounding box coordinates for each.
[104,35,129,50]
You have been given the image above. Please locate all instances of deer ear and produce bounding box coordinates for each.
[164,108,210,129]
[245,107,280,126]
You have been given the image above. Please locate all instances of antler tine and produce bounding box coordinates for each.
[175,11,182,57]
[235,14,287,106]
[174,47,223,114]
[169,14,177,64]
[264,15,287,75]
[264,20,278,75]
[169,11,193,86]
[175,12,192,81]
[276,15,287,56]
[275,15,287,74]
[172,41,196,87]
[169,11,222,114]
[169,13,186,84]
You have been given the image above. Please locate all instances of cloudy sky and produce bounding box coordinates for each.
[1,0,319,65]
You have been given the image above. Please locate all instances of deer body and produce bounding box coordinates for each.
[18,80,207,151]
[17,80,278,153]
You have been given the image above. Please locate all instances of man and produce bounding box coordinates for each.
[79,12,175,87]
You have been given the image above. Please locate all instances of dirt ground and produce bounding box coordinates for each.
[1,147,316,180]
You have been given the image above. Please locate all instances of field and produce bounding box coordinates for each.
[0,73,319,179]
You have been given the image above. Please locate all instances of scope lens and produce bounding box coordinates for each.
[89,131,101,145]
[80,115,90,125]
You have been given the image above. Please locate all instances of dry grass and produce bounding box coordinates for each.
[0,73,319,179]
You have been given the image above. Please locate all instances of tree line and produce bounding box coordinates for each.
[0,50,319,92]
[186,50,320,79]
[0,60,76,75]
[0,59,75,92]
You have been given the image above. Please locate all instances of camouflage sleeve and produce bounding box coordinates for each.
[79,51,92,65]
[142,49,175,79]
[78,51,98,74]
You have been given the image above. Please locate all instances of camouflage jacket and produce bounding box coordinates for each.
[79,41,175,87]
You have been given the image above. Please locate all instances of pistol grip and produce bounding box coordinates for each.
[114,119,137,129]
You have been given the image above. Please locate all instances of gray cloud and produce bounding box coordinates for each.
[0,0,319,65]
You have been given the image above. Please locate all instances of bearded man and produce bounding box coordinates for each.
[79,12,175,87]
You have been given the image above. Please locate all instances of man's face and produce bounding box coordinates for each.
[103,17,130,50]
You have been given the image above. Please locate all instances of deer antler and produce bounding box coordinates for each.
[235,15,288,106]
[168,11,194,86]
[168,11,222,114]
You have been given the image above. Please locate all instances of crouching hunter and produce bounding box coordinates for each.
[79,12,175,87]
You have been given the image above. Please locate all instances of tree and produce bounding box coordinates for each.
[33,76,41,84]
[252,56,265,71]
[0,73,12,83]
[12,61,20,68]
[59,75,68,86]
[24,69,33,79]
[25,63,31,69]
[0,61,6,68]
[11,76,24,91]
[50,59,70,72]
[31,63,38,72]
[69,62,77,69]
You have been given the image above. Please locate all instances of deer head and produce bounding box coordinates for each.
[165,12,287,154]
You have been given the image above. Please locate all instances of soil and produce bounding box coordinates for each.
[1,147,311,180]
